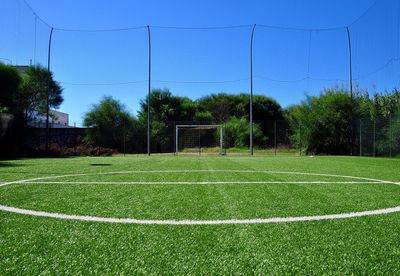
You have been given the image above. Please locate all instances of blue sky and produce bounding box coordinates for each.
[2,0,399,125]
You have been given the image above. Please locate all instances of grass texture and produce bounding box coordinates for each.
[0,156,399,274]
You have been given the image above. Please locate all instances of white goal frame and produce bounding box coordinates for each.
[175,125,223,155]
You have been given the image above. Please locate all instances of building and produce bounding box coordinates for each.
[29,110,73,128]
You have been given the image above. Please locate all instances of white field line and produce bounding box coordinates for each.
[0,204,399,225]
[16,181,385,185]
[0,169,399,225]
[0,169,397,187]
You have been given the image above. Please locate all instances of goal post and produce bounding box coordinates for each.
[175,125,224,155]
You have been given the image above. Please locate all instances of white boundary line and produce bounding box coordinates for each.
[0,170,399,225]
[0,205,399,225]
[13,181,385,185]
[1,170,397,187]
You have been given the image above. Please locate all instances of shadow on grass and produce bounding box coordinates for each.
[91,164,112,166]
[0,161,25,167]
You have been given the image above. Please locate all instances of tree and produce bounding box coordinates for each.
[134,89,285,152]
[286,87,355,154]
[0,63,22,115]
[138,89,197,123]
[0,64,24,156]
[20,65,63,124]
[83,96,137,152]
[193,111,214,123]
[224,117,265,148]
[197,93,283,122]
[138,88,198,152]
[197,93,284,146]
[0,64,65,155]
[197,93,233,123]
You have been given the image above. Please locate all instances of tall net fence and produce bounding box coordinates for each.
[1,0,400,157]
[354,116,400,157]
[1,0,51,67]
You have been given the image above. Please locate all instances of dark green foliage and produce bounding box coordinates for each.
[355,88,400,119]
[376,112,400,156]
[197,93,235,122]
[193,111,213,123]
[83,96,138,152]
[197,93,283,123]
[0,64,64,156]
[138,89,198,152]
[224,117,265,148]
[390,113,400,155]
[134,91,284,152]
[286,87,400,155]
[0,64,64,124]
[20,65,63,124]
[0,64,24,156]
[287,88,353,155]
[138,89,198,123]
[0,63,21,115]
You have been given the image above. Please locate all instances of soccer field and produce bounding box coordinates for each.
[0,156,399,274]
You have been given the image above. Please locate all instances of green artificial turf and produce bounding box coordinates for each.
[0,156,400,274]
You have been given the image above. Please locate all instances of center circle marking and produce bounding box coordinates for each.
[0,170,399,225]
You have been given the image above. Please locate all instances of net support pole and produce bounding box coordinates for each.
[373,119,376,157]
[123,120,126,157]
[45,27,54,156]
[346,27,353,98]
[359,119,362,156]
[274,121,277,156]
[299,123,302,156]
[346,26,354,156]
[249,24,256,156]
[389,115,392,158]
[147,25,151,156]
[34,15,37,65]
[175,125,178,155]
[220,126,223,155]
[198,128,201,156]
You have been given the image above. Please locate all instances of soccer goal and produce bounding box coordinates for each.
[175,125,224,155]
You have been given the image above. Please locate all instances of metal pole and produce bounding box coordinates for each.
[299,123,302,156]
[274,121,277,156]
[389,115,392,158]
[250,24,256,156]
[220,126,223,155]
[34,15,37,65]
[123,120,126,157]
[175,125,179,155]
[373,119,376,157]
[346,26,354,156]
[172,122,175,155]
[45,27,54,156]
[147,25,151,156]
[359,119,362,156]
[346,27,353,98]
[198,128,201,156]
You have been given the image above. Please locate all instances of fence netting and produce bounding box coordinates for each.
[1,0,400,157]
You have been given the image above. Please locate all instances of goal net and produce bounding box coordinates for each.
[175,125,224,155]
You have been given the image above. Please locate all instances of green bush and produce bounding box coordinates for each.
[223,117,266,148]
[286,88,353,155]
[83,96,138,152]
